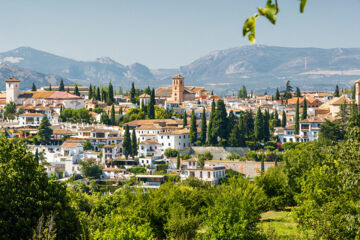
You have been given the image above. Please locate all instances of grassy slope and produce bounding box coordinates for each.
[259,209,306,239]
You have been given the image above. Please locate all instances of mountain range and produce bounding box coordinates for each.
[1,45,360,94]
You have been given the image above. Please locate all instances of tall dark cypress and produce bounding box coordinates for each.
[32,83,37,91]
[49,84,52,91]
[238,114,246,147]
[96,87,101,100]
[254,107,264,141]
[296,87,301,97]
[182,112,187,128]
[110,104,115,125]
[131,129,138,159]
[88,84,93,99]
[228,124,241,147]
[334,85,340,97]
[213,100,228,142]
[295,98,300,134]
[208,99,216,145]
[263,109,270,141]
[227,110,236,139]
[189,109,197,144]
[200,108,207,145]
[59,79,65,91]
[148,88,155,119]
[301,97,307,120]
[107,82,114,105]
[275,88,280,100]
[123,125,131,159]
[130,82,136,104]
[281,110,287,128]
[74,84,80,96]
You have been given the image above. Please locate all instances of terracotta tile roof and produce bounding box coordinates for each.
[19,113,44,117]
[61,141,83,147]
[139,140,160,145]
[19,90,54,99]
[159,128,189,135]
[47,91,82,100]
[139,93,150,98]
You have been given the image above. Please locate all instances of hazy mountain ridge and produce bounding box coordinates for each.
[1,45,360,94]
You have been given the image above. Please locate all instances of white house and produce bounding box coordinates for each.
[158,128,190,153]
[139,140,161,157]
[180,162,226,185]
[19,113,44,127]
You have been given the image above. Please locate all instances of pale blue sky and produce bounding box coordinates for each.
[0,0,359,68]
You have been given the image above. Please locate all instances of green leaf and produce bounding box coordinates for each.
[300,0,307,13]
[242,14,258,44]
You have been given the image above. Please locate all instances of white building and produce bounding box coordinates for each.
[6,77,20,104]
[139,140,161,157]
[158,129,190,153]
[19,113,44,127]
[180,160,226,185]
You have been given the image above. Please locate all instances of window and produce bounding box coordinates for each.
[168,143,170,146]
[167,136,170,139]
[200,171,202,178]
[208,172,210,178]
[161,136,163,139]
[183,135,185,139]
[179,136,181,139]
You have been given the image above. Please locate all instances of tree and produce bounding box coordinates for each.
[32,82,37,91]
[337,100,349,122]
[203,151,213,160]
[263,109,270,141]
[123,125,131,159]
[200,108,207,145]
[100,112,110,125]
[176,154,181,169]
[88,84,93,99]
[59,79,65,91]
[107,82,114,105]
[238,85,248,99]
[83,140,92,151]
[281,110,287,128]
[131,129,138,158]
[243,0,307,43]
[301,97,307,120]
[0,136,81,239]
[294,98,300,134]
[164,148,179,158]
[130,82,136,104]
[352,84,356,99]
[182,112,187,128]
[96,87,101,100]
[34,148,39,163]
[295,87,301,97]
[4,101,17,120]
[74,84,80,96]
[212,99,228,143]
[148,88,155,119]
[238,114,246,147]
[334,84,340,97]
[38,115,53,145]
[228,124,241,147]
[189,109,197,144]
[79,159,102,178]
[227,110,236,138]
[284,81,293,99]
[318,120,345,144]
[254,107,264,141]
[275,88,280,100]
[49,84,52,91]
[110,104,116,125]
[208,99,217,145]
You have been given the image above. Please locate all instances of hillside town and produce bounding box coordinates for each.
[0,75,358,187]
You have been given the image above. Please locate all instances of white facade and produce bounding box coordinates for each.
[19,113,44,127]
[158,130,190,153]
[180,164,226,185]
[6,78,20,104]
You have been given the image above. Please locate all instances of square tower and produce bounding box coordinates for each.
[6,77,20,104]
[171,74,184,103]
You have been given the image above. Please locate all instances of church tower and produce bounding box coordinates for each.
[355,79,360,105]
[171,74,184,102]
[6,77,20,104]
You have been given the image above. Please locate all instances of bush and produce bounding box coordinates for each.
[226,152,241,160]
[164,148,179,158]
[182,154,192,160]
[128,166,146,174]
[203,151,213,160]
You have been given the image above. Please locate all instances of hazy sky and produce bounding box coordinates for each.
[0,0,359,68]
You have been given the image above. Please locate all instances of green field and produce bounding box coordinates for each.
[259,209,307,239]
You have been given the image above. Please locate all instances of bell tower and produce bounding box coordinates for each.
[6,77,20,104]
[356,80,360,105]
[171,74,184,102]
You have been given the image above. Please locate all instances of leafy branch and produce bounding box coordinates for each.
[243,0,307,43]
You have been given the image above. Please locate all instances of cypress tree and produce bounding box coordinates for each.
[66,87,70,93]
[49,84,52,91]
[281,110,287,128]
[88,84,93,99]
[119,106,123,116]
[123,125,131,159]
[96,87,101,100]
[273,110,280,127]
[275,88,280,100]
[254,107,264,141]
[183,112,187,128]
[131,129,138,159]
[148,88,155,119]
[74,84,80,96]
[263,109,270,141]
[261,156,265,173]
[296,87,301,97]
[352,84,356,100]
[130,82,136,104]
[108,82,114,105]
[32,83,37,91]
[140,99,144,111]
[189,109,197,144]
[59,79,65,91]
[228,124,241,147]
[35,148,39,164]
[118,86,123,95]
[349,101,359,127]
[110,104,115,125]
[212,99,228,143]
[243,110,254,137]
[238,113,246,147]
[208,99,216,145]
[334,85,340,97]
[242,85,247,98]
[177,154,181,169]
[295,98,300,134]
[227,110,236,138]
[38,115,53,145]
[301,97,308,120]
[200,108,207,145]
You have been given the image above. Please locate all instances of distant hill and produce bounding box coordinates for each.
[1,45,360,94]
[0,63,71,91]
